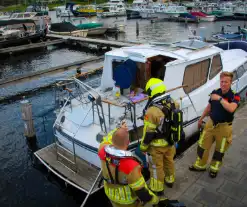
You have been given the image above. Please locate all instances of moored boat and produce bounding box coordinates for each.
[53,39,247,170]
[69,17,107,36]
[49,22,88,37]
[0,19,46,48]
[8,12,51,25]
[97,0,126,18]
[190,11,216,22]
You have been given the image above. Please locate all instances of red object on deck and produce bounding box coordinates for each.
[190,12,207,17]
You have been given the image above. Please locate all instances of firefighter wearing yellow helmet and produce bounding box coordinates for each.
[140,78,182,195]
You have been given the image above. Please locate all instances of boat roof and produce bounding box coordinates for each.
[105,40,223,65]
[221,49,247,71]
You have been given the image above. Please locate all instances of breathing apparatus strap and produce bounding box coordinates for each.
[105,156,115,184]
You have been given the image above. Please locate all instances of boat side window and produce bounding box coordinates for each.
[17,14,23,18]
[244,62,247,71]
[24,13,30,18]
[209,54,223,80]
[183,59,210,94]
[236,65,245,79]
[232,71,238,82]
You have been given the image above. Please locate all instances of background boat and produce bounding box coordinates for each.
[49,22,88,37]
[69,17,107,36]
[0,19,46,48]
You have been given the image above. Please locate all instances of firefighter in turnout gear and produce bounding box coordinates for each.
[140,78,182,194]
[98,122,172,207]
[189,72,241,178]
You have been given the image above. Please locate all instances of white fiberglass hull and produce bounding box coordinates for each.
[60,11,74,17]
[155,12,180,19]
[199,15,216,22]
[55,118,199,169]
[97,11,126,17]
[139,11,157,19]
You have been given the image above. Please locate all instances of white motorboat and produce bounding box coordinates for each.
[97,0,126,17]
[53,39,247,169]
[8,12,51,25]
[155,5,189,19]
[55,5,74,17]
[0,12,10,19]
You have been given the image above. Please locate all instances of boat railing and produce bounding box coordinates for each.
[53,77,106,172]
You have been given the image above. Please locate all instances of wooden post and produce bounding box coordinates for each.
[21,100,36,139]
[136,21,139,36]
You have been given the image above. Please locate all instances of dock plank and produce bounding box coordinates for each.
[0,39,65,54]
[35,143,102,193]
[47,34,137,48]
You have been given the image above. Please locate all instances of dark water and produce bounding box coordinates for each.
[1,13,247,206]
[0,45,94,80]
[0,90,111,207]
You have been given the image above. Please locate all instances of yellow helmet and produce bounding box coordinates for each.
[145,78,166,98]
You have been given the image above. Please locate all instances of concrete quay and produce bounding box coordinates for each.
[164,103,247,207]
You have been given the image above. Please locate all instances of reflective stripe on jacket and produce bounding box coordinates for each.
[98,128,159,205]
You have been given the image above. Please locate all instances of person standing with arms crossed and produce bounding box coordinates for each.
[189,72,241,178]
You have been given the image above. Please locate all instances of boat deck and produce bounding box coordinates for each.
[34,143,102,194]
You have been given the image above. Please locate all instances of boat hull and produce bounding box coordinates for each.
[155,12,186,19]
[87,27,107,36]
[126,9,141,19]
[55,118,199,169]
[97,11,126,18]
[0,33,45,49]
[49,30,88,37]
[72,11,97,17]
[199,16,216,22]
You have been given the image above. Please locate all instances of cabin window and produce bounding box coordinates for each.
[232,71,237,82]
[243,62,247,71]
[183,59,210,94]
[209,54,222,80]
[236,65,245,79]
[24,13,30,18]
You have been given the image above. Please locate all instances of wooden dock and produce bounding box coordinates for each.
[34,143,103,194]
[0,39,65,55]
[47,34,138,48]
[0,56,103,86]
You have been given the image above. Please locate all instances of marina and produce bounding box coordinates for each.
[1,1,247,207]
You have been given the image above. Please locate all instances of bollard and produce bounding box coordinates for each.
[21,100,36,139]
[136,21,139,36]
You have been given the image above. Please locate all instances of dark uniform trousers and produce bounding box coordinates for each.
[193,118,232,172]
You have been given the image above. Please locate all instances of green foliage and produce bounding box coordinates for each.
[0,4,26,12]
[0,0,112,12]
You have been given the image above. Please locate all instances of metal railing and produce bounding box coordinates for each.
[53,77,105,172]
